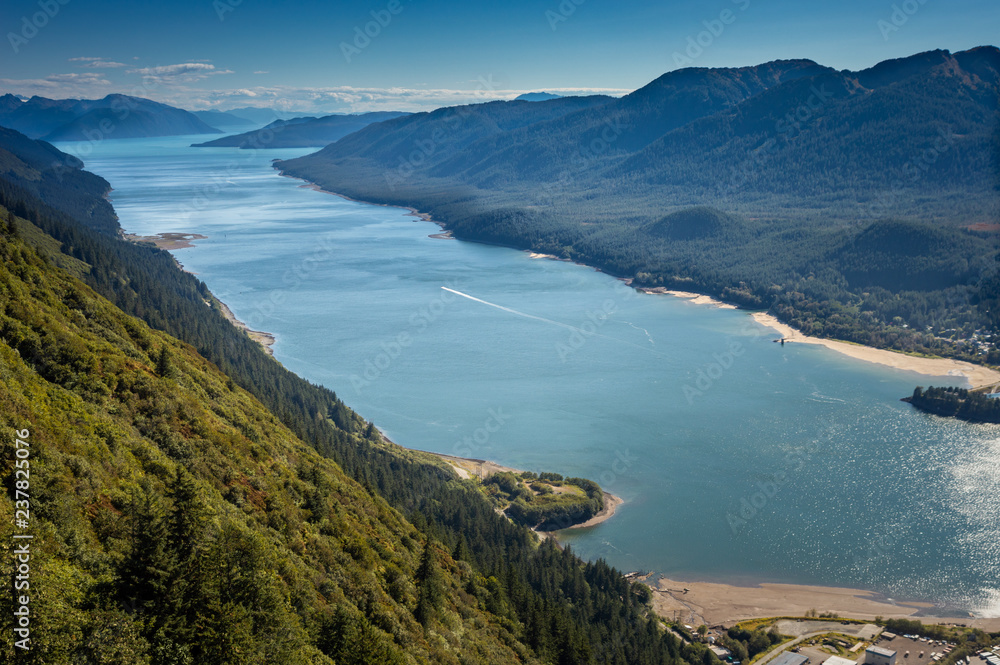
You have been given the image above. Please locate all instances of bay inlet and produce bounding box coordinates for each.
[66,135,1000,619]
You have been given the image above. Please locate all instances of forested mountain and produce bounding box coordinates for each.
[192,111,410,148]
[0,126,693,663]
[0,94,219,140]
[0,126,118,235]
[278,47,1000,364]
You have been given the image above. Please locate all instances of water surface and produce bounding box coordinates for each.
[66,136,1000,616]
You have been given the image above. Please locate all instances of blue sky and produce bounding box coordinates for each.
[1,0,996,113]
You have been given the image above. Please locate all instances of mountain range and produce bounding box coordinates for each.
[0,94,220,141]
[278,47,1000,363]
[192,111,410,149]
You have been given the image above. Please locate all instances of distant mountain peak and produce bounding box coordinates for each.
[515,92,563,102]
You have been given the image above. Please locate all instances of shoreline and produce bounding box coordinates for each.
[650,576,1000,631]
[420,450,623,531]
[278,174,1000,391]
[214,297,276,356]
[751,312,1000,390]
[124,231,207,250]
[639,286,738,309]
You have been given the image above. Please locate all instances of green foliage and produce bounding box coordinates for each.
[483,471,606,530]
[906,386,1000,423]
[0,147,694,663]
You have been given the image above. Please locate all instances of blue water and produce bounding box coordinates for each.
[64,136,1000,617]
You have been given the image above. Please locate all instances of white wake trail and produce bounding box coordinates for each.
[441,287,664,356]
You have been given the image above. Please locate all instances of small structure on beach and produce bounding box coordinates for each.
[866,646,897,665]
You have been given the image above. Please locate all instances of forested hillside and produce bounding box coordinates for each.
[0,126,692,664]
[278,47,1000,365]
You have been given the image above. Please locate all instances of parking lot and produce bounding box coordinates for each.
[878,634,957,664]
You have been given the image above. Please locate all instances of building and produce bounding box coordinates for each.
[866,646,898,665]
[711,647,733,660]
[825,656,859,665]
[771,653,809,665]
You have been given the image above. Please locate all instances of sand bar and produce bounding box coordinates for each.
[752,312,1000,389]
[640,287,738,309]
[651,576,1000,631]
[124,232,207,250]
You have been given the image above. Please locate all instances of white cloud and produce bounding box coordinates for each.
[68,57,126,69]
[0,72,630,114]
[185,84,630,114]
[253,70,269,75]
[126,63,234,84]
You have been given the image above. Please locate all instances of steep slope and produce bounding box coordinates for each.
[192,111,410,149]
[0,212,544,663]
[0,126,118,235]
[0,120,689,665]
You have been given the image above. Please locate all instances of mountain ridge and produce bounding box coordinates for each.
[277,46,1000,366]
[0,94,220,141]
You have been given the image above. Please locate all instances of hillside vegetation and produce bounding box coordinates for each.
[0,124,691,664]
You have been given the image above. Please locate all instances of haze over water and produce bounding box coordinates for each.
[67,136,1000,617]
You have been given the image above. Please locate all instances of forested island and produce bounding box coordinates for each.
[903,386,1000,423]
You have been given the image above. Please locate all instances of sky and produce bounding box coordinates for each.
[0,0,997,114]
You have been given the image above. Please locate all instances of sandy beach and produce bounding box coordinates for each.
[124,231,207,250]
[640,287,738,309]
[751,312,1000,389]
[563,492,623,529]
[215,298,276,355]
[651,576,1000,631]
